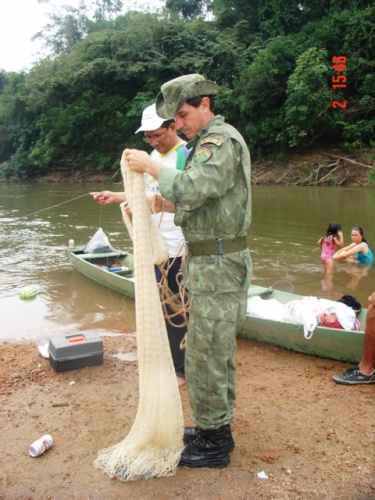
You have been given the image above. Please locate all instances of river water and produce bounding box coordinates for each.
[1,183,374,343]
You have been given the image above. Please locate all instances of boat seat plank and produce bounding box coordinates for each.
[79,251,127,260]
[247,285,273,297]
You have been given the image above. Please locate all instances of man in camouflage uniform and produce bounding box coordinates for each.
[125,74,252,468]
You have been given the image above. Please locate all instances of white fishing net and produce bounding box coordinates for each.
[93,151,184,481]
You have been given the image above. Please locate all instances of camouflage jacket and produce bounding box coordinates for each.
[158,115,251,242]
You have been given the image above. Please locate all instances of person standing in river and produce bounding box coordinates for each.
[318,221,344,273]
[125,74,252,469]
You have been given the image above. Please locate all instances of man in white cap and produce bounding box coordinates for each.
[91,103,190,387]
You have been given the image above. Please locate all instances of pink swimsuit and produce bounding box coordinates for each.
[320,237,335,262]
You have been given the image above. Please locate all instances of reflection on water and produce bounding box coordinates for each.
[334,261,372,291]
[0,183,374,343]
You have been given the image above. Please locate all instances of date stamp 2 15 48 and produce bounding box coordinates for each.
[331,56,347,109]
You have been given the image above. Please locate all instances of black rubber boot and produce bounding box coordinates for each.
[179,426,231,468]
[183,424,235,452]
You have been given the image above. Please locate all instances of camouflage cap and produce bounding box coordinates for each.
[155,74,222,119]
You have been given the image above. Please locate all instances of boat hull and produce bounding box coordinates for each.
[66,247,135,298]
[240,287,365,363]
[240,315,364,363]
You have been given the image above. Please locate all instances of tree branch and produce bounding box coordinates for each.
[321,152,373,169]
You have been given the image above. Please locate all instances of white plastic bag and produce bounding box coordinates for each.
[84,227,116,254]
[320,303,358,331]
[285,299,318,339]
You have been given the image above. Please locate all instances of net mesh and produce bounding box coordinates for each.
[93,151,184,481]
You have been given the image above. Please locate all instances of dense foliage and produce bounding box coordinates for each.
[0,0,374,180]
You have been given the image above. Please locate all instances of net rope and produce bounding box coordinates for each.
[156,256,190,330]
[146,189,190,331]
[93,151,184,481]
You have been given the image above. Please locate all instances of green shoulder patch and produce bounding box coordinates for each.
[200,137,223,147]
[194,147,212,163]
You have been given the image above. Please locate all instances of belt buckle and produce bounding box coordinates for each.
[216,238,223,255]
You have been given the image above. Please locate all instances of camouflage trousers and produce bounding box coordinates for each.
[185,289,248,429]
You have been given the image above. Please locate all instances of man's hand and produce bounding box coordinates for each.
[153,195,175,214]
[90,191,126,205]
[125,149,162,179]
[124,149,150,173]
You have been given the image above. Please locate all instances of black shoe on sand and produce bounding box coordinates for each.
[183,424,235,451]
[179,426,230,468]
[332,366,375,385]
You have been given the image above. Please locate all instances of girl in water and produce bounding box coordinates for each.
[318,221,344,273]
[333,226,374,265]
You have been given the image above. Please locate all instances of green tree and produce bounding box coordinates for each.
[299,0,373,21]
[165,0,207,19]
[283,47,332,148]
[236,36,298,154]
[295,5,375,147]
[209,0,260,32]
[1,0,374,180]
[32,4,90,55]
[32,0,124,56]
[0,71,41,179]
[92,0,123,21]
[257,0,305,36]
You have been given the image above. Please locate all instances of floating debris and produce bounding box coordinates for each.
[19,286,38,300]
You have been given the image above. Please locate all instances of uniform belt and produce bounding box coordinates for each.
[186,236,247,256]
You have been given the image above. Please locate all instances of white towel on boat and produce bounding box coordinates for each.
[247,295,358,339]
[246,297,296,323]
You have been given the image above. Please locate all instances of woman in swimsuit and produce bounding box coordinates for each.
[318,221,344,273]
[333,226,374,265]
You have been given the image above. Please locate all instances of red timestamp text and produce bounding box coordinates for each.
[331,56,347,109]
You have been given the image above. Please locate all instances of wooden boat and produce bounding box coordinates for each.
[67,247,365,363]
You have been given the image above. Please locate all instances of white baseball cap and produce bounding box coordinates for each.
[135,103,166,133]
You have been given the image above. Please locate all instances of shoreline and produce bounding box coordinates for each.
[2,147,374,187]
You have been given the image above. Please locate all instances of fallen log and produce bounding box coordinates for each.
[321,152,373,169]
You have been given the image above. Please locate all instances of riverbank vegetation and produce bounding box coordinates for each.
[0,0,374,182]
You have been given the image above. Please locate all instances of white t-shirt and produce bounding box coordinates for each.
[144,142,188,257]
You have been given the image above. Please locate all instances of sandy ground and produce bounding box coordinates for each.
[0,334,374,500]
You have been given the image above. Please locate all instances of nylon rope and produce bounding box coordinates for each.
[156,243,190,330]
[22,193,91,218]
